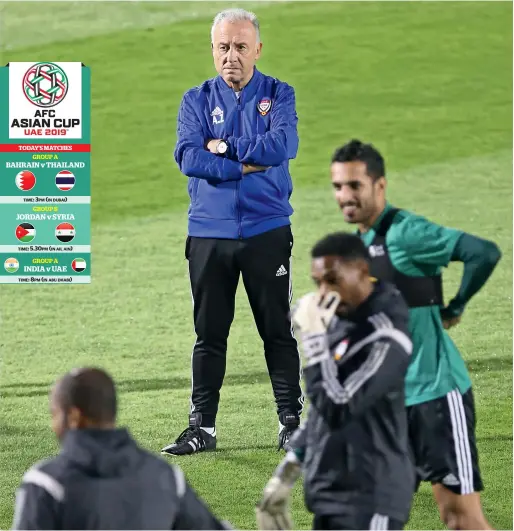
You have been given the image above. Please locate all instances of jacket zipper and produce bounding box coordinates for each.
[235,95,242,239]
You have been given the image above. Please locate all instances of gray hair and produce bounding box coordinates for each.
[211,8,261,44]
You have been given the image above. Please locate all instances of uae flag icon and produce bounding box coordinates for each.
[4,257,19,273]
[56,222,75,243]
[55,170,75,192]
[16,222,35,243]
[15,171,36,191]
[72,258,86,272]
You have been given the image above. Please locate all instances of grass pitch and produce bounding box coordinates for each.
[0,2,512,529]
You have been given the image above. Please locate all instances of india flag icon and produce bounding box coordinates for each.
[4,257,19,273]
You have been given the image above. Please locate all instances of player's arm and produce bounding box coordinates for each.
[255,411,311,530]
[171,466,230,530]
[256,451,300,531]
[225,84,299,166]
[11,483,61,530]
[393,215,501,321]
[173,93,243,183]
[441,232,501,321]
[303,324,412,430]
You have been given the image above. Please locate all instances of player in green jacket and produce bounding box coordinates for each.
[328,139,501,530]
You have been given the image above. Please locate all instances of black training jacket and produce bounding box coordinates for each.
[12,428,228,530]
[290,281,416,522]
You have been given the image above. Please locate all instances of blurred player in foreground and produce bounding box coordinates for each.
[329,139,501,530]
[257,233,416,530]
[12,368,229,530]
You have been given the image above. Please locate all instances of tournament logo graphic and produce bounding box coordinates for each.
[71,258,86,272]
[22,62,69,108]
[257,98,272,116]
[16,222,35,243]
[15,170,36,191]
[4,257,19,273]
[55,170,75,191]
[56,222,75,243]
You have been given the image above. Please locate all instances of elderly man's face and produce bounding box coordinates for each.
[212,20,262,88]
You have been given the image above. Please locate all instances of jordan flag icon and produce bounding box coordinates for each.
[15,171,36,191]
[56,222,75,243]
[16,223,35,243]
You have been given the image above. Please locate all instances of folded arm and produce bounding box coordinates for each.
[225,84,299,166]
[173,93,243,183]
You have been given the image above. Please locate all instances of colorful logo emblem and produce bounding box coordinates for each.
[22,62,68,108]
[257,98,272,116]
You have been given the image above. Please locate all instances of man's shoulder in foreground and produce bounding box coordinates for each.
[19,457,66,500]
[19,432,177,486]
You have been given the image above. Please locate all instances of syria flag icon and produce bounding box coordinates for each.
[56,222,75,243]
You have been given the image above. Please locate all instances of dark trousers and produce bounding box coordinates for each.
[313,513,405,530]
[186,225,303,426]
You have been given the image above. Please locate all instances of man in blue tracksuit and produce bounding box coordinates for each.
[161,8,303,456]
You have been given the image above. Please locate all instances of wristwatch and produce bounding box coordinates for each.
[216,140,228,155]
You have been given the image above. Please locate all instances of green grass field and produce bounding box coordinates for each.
[0,1,512,529]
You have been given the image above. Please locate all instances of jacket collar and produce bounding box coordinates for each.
[216,67,262,103]
[60,428,138,476]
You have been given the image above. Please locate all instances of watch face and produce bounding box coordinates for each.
[218,141,228,154]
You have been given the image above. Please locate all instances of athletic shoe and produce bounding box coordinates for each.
[161,413,216,456]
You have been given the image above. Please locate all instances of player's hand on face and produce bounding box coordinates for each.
[292,291,340,335]
[291,291,340,364]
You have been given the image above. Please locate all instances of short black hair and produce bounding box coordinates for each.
[56,367,117,423]
[331,139,385,181]
[311,232,370,263]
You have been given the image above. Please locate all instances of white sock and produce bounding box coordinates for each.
[278,422,285,434]
[200,426,216,436]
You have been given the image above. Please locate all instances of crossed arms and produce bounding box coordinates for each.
[173,84,299,184]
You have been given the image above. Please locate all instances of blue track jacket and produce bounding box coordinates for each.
[174,68,299,239]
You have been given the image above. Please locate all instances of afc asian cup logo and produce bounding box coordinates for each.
[22,62,69,108]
